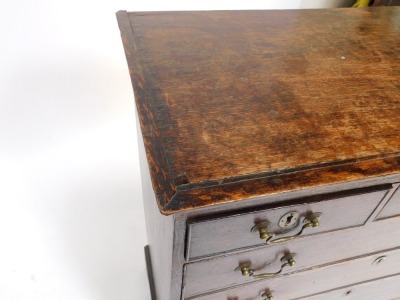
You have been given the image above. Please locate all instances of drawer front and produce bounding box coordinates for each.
[187,186,390,259]
[184,216,400,298]
[376,184,400,221]
[187,247,400,300]
[300,274,400,300]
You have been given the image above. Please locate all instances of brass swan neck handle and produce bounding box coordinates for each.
[236,253,296,279]
[251,212,322,244]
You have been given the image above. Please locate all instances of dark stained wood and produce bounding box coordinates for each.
[138,177,400,300]
[180,179,400,300]
[187,185,390,259]
[117,8,400,214]
[144,246,157,300]
[116,10,176,211]
[372,0,384,5]
[169,156,400,213]
[184,215,400,297]
[134,97,189,300]
[116,8,400,300]
[384,0,400,5]
[189,268,400,300]
[134,106,175,300]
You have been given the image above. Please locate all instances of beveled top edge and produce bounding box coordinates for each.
[117,9,400,214]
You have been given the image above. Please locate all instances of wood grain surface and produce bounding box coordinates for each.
[186,185,390,259]
[186,243,400,300]
[117,8,400,214]
[184,194,391,297]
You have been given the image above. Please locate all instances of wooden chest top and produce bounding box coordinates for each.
[117,8,400,214]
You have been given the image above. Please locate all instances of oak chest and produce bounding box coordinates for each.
[117,7,400,300]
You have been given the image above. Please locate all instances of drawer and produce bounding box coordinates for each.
[376,184,400,221]
[300,273,400,300]
[187,186,390,259]
[184,216,400,298]
[186,247,400,300]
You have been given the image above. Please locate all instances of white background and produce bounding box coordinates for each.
[0,0,353,299]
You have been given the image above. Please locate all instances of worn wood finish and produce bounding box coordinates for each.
[188,244,400,300]
[376,184,400,220]
[182,174,400,220]
[135,107,175,300]
[118,8,400,214]
[116,7,400,300]
[184,214,400,297]
[187,185,389,259]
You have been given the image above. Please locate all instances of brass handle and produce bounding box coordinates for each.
[252,213,322,244]
[262,291,274,300]
[236,253,296,279]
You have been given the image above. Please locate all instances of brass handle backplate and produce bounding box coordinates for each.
[251,212,322,244]
[236,253,296,279]
[262,291,274,300]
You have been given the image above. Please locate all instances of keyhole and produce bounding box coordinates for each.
[279,211,299,228]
